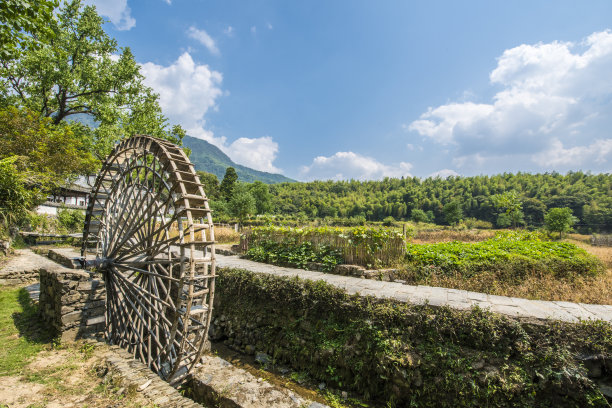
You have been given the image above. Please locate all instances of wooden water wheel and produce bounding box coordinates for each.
[81,135,215,385]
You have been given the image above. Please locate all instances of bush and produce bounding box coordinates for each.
[56,207,85,232]
[246,240,343,271]
[463,218,493,229]
[0,156,41,226]
[382,216,395,226]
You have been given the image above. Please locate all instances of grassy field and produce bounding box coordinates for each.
[402,231,612,304]
[0,285,157,408]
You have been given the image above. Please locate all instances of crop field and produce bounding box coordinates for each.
[402,231,611,304]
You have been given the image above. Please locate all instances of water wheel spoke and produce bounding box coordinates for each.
[81,135,215,382]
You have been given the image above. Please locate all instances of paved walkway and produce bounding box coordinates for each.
[10,247,611,324]
[0,248,61,275]
[215,254,612,323]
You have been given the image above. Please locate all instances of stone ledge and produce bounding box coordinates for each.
[190,355,328,408]
[97,343,202,408]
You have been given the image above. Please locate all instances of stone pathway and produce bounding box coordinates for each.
[26,247,612,323]
[0,248,63,286]
[214,254,612,323]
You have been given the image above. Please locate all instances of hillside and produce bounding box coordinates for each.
[183,135,295,184]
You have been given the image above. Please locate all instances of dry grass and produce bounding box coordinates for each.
[166,223,240,244]
[214,226,240,244]
[413,269,612,305]
[411,229,495,244]
[406,236,612,305]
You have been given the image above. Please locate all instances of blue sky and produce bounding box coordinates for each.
[86,0,612,180]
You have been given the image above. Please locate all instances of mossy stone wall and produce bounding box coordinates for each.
[211,268,612,407]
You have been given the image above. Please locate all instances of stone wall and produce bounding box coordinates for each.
[39,266,106,342]
[210,268,612,407]
[0,269,39,285]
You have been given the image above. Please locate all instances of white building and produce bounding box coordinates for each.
[36,184,90,215]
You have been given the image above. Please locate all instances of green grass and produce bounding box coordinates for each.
[0,286,53,376]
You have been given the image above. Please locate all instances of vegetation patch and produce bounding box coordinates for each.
[405,231,604,282]
[213,268,612,407]
[245,225,405,268]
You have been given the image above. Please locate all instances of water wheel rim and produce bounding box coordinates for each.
[81,135,215,384]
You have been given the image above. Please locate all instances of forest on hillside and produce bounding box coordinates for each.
[264,172,612,232]
[201,169,612,232]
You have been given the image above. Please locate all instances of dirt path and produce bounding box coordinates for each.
[0,342,156,408]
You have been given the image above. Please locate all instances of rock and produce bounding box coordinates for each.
[579,354,604,378]
[255,352,271,366]
[318,382,326,390]
[341,391,348,399]
[473,359,486,370]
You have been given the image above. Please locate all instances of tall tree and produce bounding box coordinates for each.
[0,0,57,59]
[249,180,272,214]
[443,201,463,226]
[544,207,577,238]
[220,167,238,201]
[491,190,524,228]
[228,183,255,225]
[0,0,184,159]
[196,171,220,200]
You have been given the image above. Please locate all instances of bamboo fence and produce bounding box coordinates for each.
[241,229,406,267]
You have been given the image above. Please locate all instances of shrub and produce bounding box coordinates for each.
[0,156,41,226]
[463,218,493,229]
[245,225,406,268]
[56,207,85,232]
[382,216,395,226]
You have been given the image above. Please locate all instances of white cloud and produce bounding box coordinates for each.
[140,52,283,173]
[533,138,612,167]
[84,0,135,30]
[141,52,222,135]
[428,169,460,179]
[226,137,281,173]
[407,30,612,172]
[266,22,273,30]
[300,152,412,181]
[162,0,171,4]
[223,26,234,37]
[251,26,257,34]
[187,26,220,56]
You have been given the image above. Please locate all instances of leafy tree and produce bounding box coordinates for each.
[0,0,184,159]
[0,156,42,226]
[491,190,524,228]
[544,207,577,238]
[228,183,255,225]
[411,208,428,223]
[443,201,462,225]
[220,167,238,201]
[522,197,547,226]
[496,213,512,228]
[0,0,57,58]
[0,106,97,186]
[196,171,220,200]
[249,180,272,214]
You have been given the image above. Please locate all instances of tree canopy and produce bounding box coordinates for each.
[0,0,58,58]
[0,0,184,160]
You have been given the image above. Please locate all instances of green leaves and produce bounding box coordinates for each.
[248,225,405,268]
[1,0,182,161]
[405,231,604,279]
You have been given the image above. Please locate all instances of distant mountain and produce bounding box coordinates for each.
[183,135,295,184]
